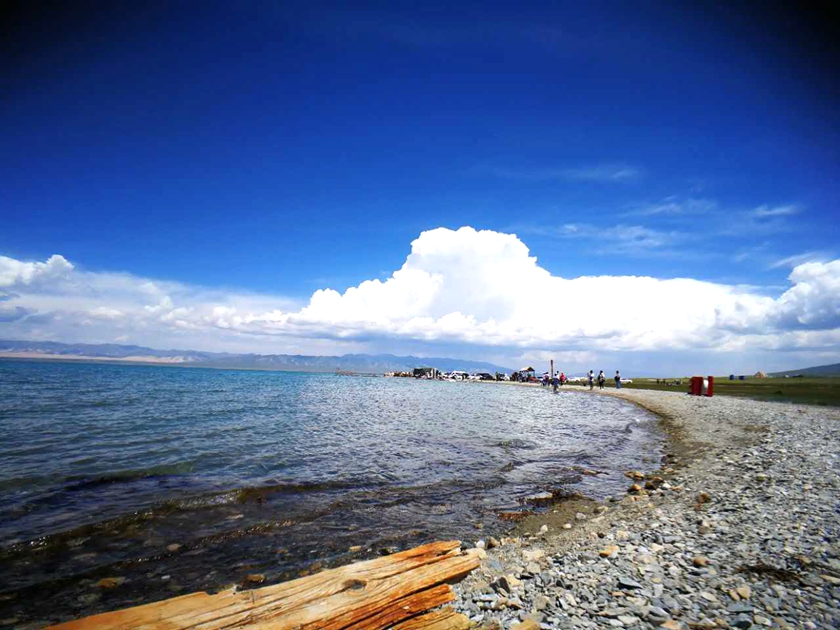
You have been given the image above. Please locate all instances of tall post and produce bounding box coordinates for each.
[550,359,554,378]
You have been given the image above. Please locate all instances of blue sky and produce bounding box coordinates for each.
[2,2,839,373]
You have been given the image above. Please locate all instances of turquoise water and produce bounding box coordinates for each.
[0,359,662,625]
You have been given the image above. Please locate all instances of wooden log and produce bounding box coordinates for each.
[391,607,471,630]
[49,541,480,630]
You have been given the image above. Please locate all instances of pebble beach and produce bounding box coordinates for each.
[452,389,840,629]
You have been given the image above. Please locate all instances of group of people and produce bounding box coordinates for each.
[588,369,622,391]
[540,370,622,392]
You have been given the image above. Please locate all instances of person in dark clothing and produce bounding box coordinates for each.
[588,370,594,390]
[597,370,605,389]
[615,370,622,389]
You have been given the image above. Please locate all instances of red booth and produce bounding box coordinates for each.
[690,376,714,397]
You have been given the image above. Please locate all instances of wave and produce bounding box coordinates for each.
[63,462,197,491]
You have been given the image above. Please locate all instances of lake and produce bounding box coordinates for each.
[0,359,662,625]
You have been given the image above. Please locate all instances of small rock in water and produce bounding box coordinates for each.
[166,543,182,553]
[246,573,265,584]
[96,577,125,589]
[348,545,362,553]
[628,483,643,494]
[624,471,645,480]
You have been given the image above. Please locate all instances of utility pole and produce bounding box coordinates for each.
[550,359,554,379]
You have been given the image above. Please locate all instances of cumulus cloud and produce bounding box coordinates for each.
[1,228,839,359]
[0,254,73,288]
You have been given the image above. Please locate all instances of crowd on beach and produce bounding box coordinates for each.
[536,369,625,391]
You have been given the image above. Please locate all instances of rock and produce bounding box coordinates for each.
[534,594,549,610]
[487,537,500,549]
[349,545,362,552]
[645,476,664,490]
[599,545,620,558]
[618,614,640,625]
[539,524,549,534]
[628,484,643,494]
[820,574,840,585]
[755,473,767,482]
[510,621,540,630]
[246,573,265,584]
[618,576,643,589]
[491,575,521,594]
[692,556,709,567]
[96,577,125,589]
[563,523,572,529]
[575,512,587,520]
[736,585,752,599]
[523,548,545,562]
[166,543,182,553]
[525,562,541,574]
[659,621,683,630]
[624,471,646,480]
[475,540,486,549]
[77,593,100,605]
[733,613,752,629]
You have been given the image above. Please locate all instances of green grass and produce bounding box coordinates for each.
[616,376,840,407]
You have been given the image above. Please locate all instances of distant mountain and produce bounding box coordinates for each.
[0,339,513,374]
[770,363,840,377]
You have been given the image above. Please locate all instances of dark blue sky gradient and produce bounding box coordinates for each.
[3,2,838,296]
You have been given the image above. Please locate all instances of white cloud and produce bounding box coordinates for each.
[752,204,801,218]
[0,254,73,288]
[769,251,833,270]
[490,164,641,182]
[1,228,839,360]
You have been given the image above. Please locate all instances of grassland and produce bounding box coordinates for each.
[610,376,840,407]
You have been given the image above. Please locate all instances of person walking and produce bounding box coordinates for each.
[588,370,594,390]
[615,370,622,389]
[597,370,605,389]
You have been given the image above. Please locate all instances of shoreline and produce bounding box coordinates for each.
[452,389,840,629]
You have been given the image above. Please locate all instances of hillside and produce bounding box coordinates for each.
[770,363,840,377]
[0,339,512,375]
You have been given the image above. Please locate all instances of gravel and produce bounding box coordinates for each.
[453,389,840,629]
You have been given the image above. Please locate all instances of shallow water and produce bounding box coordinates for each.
[0,360,662,625]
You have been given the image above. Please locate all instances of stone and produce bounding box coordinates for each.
[692,556,709,567]
[645,476,664,490]
[166,543,182,553]
[96,577,125,589]
[510,621,540,630]
[523,548,545,562]
[660,621,683,630]
[600,545,620,558]
[77,593,100,605]
[563,523,572,529]
[246,573,265,584]
[475,540,486,549]
[349,545,362,552]
[628,484,643,494]
[820,574,840,586]
[625,471,645,480]
[487,537,500,549]
[575,512,587,520]
[618,576,643,589]
[534,594,549,610]
[736,585,752,599]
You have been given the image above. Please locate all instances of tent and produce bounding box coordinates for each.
[754,371,767,378]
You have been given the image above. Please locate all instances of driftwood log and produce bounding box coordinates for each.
[49,540,479,630]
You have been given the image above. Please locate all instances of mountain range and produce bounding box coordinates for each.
[0,339,513,375]
[769,363,840,377]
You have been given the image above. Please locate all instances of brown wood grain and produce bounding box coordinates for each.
[391,607,472,630]
[48,541,479,630]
